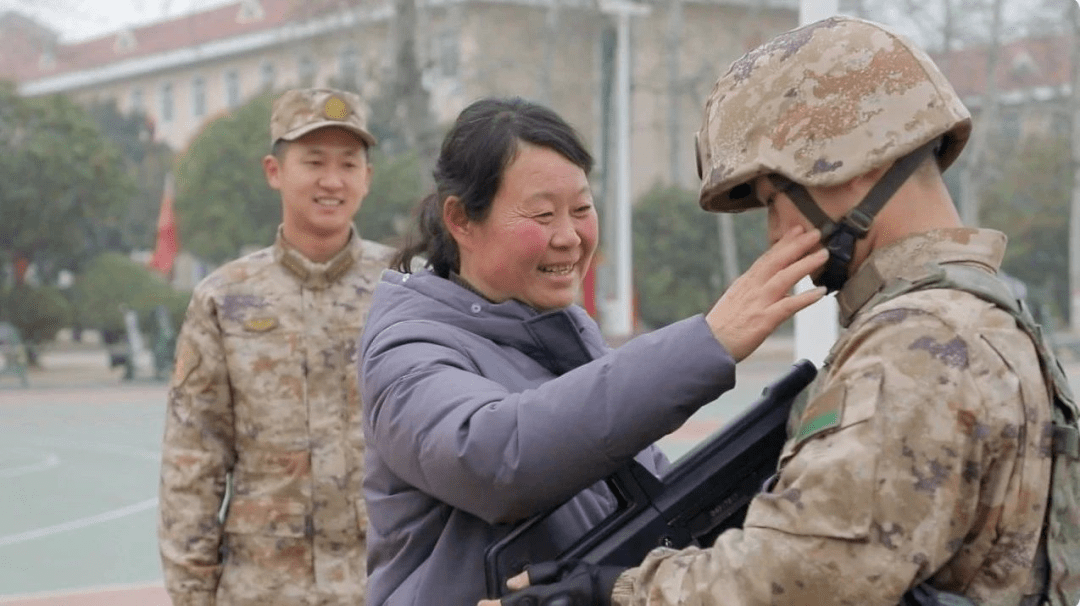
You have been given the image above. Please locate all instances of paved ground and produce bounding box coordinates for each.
[0,342,170,605]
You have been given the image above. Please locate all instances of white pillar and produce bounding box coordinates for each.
[612,8,634,338]
[793,0,841,366]
[1070,1,1080,332]
[600,0,649,339]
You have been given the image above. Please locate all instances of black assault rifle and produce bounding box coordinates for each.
[484,359,818,598]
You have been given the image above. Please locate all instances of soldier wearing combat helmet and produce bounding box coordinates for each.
[488,16,1080,606]
[158,88,394,606]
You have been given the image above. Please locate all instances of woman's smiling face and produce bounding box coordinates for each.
[456,142,598,312]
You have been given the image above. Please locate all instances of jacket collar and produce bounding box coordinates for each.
[382,270,602,375]
[273,225,360,290]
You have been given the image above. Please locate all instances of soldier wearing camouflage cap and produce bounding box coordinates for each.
[159,87,393,606]
[488,16,1079,606]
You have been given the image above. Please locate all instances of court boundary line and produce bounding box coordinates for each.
[0,450,60,478]
[0,498,158,548]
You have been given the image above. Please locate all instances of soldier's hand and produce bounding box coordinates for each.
[477,560,625,606]
[706,225,828,361]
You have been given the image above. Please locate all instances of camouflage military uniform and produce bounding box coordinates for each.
[159,226,392,606]
[611,228,1054,605]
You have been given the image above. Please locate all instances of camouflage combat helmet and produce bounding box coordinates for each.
[696,15,971,212]
[694,16,972,292]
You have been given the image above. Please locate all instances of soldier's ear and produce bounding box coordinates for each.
[807,166,889,217]
[859,163,891,190]
[264,154,282,190]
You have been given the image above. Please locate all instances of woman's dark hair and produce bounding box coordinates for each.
[392,97,594,277]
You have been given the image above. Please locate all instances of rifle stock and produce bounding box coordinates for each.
[484,359,818,598]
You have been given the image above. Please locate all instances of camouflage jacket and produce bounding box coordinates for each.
[158,227,392,606]
[613,228,1055,606]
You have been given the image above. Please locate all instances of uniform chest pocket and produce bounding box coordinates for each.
[745,369,883,540]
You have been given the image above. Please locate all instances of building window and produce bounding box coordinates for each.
[238,0,265,22]
[435,30,459,78]
[192,76,206,117]
[338,46,359,90]
[131,88,143,113]
[260,61,275,91]
[115,29,137,53]
[298,55,316,86]
[39,49,56,70]
[160,82,174,122]
[225,71,241,108]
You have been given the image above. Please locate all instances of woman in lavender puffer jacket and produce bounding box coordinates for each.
[358,97,827,606]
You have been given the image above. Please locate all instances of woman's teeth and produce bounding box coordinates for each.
[540,265,573,275]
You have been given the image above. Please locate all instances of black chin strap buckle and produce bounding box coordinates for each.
[819,223,858,294]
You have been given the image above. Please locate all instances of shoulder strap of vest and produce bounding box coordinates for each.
[865,263,1079,459]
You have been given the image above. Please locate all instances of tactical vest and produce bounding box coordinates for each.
[856,262,1080,606]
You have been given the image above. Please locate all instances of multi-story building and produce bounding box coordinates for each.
[2,0,799,319]
[1,0,798,196]
[935,32,1072,145]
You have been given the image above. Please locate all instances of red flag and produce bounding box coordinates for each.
[148,172,179,277]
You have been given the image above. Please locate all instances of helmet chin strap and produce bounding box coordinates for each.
[767,138,941,293]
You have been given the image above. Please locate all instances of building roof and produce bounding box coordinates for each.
[1,0,309,84]
[3,0,756,91]
[9,0,1059,104]
[0,11,58,82]
[933,33,1072,103]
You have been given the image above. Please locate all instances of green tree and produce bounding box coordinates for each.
[176,91,424,265]
[356,149,424,247]
[85,100,175,253]
[980,134,1071,324]
[632,183,767,329]
[175,91,280,265]
[0,81,134,283]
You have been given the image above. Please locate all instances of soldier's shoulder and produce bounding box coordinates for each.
[358,238,397,270]
[359,238,396,260]
[858,288,980,329]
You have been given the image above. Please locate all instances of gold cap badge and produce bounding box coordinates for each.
[324,96,350,121]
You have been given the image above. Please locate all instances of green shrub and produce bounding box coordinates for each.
[631,183,767,329]
[71,252,191,334]
[0,284,74,346]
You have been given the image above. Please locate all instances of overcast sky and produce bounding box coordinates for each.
[0,0,233,42]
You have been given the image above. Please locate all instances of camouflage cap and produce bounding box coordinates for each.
[696,16,972,213]
[270,88,377,147]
